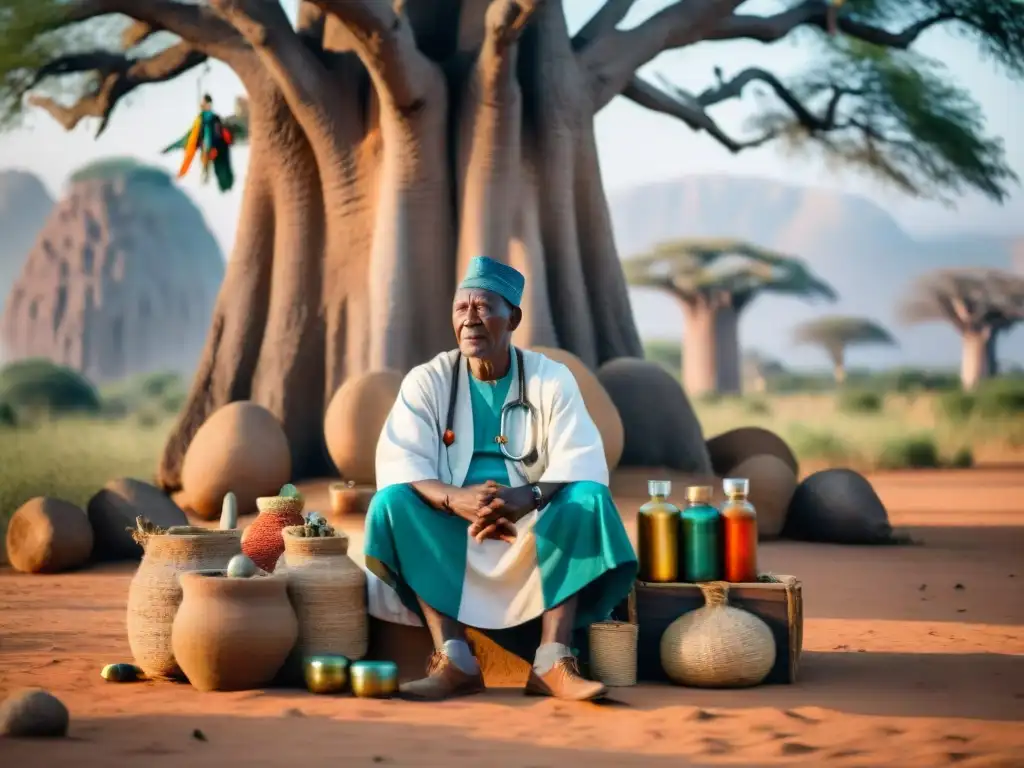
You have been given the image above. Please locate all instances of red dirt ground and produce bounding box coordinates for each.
[1,468,1022,766]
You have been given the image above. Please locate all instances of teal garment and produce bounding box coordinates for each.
[200,109,217,153]
[461,368,513,487]
[364,366,638,629]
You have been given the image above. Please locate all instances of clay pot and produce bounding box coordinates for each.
[597,358,712,473]
[728,454,797,540]
[126,529,241,679]
[531,346,625,470]
[5,497,93,574]
[181,401,292,521]
[329,481,375,518]
[241,496,304,572]
[323,370,403,485]
[706,426,799,477]
[282,527,368,661]
[87,478,188,560]
[172,570,297,692]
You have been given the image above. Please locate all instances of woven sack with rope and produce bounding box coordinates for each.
[588,620,638,687]
[659,581,776,688]
[126,521,241,679]
[281,526,368,660]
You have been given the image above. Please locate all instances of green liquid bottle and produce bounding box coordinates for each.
[680,485,722,582]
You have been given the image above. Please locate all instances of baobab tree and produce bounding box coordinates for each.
[1,1,1021,485]
[793,315,896,384]
[624,238,835,395]
[900,269,1024,390]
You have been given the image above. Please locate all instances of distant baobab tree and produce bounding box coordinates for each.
[625,238,835,396]
[792,315,896,384]
[900,269,1024,390]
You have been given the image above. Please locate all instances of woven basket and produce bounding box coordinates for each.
[588,620,638,687]
[659,581,776,688]
[126,529,241,679]
[281,526,368,660]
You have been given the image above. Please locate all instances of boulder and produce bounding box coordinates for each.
[0,159,224,383]
[5,497,93,574]
[728,454,797,540]
[706,426,798,477]
[86,478,189,560]
[531,346,625,470]
[181,401,292,521]
[324,370,404,485]
[596,358,712,473]
[783,468,895,544]
[0,688,69,738]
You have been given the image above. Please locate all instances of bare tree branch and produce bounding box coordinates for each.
[478,0,541,99]
[577,0,746,110]
[122,21,157,49]
[621,75,776,153]
[29,43,206,136]
[312,0,437,110]
[297,1,327,47]
[704,0,958,47]
[572,0,636,50]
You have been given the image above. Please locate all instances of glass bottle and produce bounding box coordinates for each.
[721,477,758,583]
[680,485,722,582]
[637,480,680,582]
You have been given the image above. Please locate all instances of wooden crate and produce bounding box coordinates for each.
[630,576,803,685]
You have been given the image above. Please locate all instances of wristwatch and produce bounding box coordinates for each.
[529,485,544,510]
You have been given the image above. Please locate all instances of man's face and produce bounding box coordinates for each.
[452,288,521,359]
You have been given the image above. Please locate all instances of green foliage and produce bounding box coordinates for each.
[99,370,188,418]
[793,315,896,366]
[935,379,1024,421]
[838,390,884,414]
[750,3,1024,203]
[0,358,101,418]
[643,340,682,379]
[0,401,16,427]
[949,445,974,468]
[69,157,172,186]
[624,238,836,308]
[788,425,855,464]
[744,398,772,416]
[877,434,941,469]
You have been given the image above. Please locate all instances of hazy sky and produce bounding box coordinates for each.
[1,0,1022,257]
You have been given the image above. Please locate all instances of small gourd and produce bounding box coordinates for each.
[220,492,238,530]
[226,553,259,579]
[101,663,142,682]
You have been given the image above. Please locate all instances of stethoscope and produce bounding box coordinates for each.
[442,347,539,466]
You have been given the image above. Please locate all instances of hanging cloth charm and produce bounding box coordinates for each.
[826,0,846,36]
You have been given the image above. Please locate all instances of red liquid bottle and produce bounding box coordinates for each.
[721,477,758,583]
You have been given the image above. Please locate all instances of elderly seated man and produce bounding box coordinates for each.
[365,255,637,703]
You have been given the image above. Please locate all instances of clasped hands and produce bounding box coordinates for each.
[448,480,534,544]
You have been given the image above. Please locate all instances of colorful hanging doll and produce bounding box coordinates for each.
[162,94,236,193]
[826,0,846,36]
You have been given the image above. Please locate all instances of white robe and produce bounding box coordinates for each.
[368,347,609,628]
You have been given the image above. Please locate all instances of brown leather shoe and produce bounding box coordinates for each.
[398,651,486,702]
[524,656,607,701]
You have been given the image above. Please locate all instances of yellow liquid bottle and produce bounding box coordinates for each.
[637,480,681,582]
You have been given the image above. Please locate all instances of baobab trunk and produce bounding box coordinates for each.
[713,305,741,395]
[156,0,645,491]
[682,300,717,397]
[830,347,846,385]
[960,329,991,391]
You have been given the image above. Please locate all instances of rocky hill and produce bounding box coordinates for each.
[0,158,225,382]
[0,170,54,314]
[609,175,1024,369]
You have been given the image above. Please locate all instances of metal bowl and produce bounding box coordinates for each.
[349,660,399,699]
[304,655,351,695]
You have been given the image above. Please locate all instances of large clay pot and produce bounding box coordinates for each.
[126,529,241,679]
[241,496,304,572]
[172,570,298,692]
[281,527,368,661]
[323,370,404,486]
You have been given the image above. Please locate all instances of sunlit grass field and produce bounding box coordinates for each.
[2,383,1022,526]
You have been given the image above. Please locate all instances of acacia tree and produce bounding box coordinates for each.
[1,0,1021,486]
[899,268,1024,390]
[792,315,896,383]
[624,238,835,395]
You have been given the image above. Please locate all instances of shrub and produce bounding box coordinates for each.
[948,446,974,468]
[137,371,182,399]
[877,434,940,469]
[975,381,1024,418]
[936,391,976,422]
[788,426,855,464]
[0,359,101,417]
[0,401,15,427]
[838,390,883,414]
[744,398,772,416]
